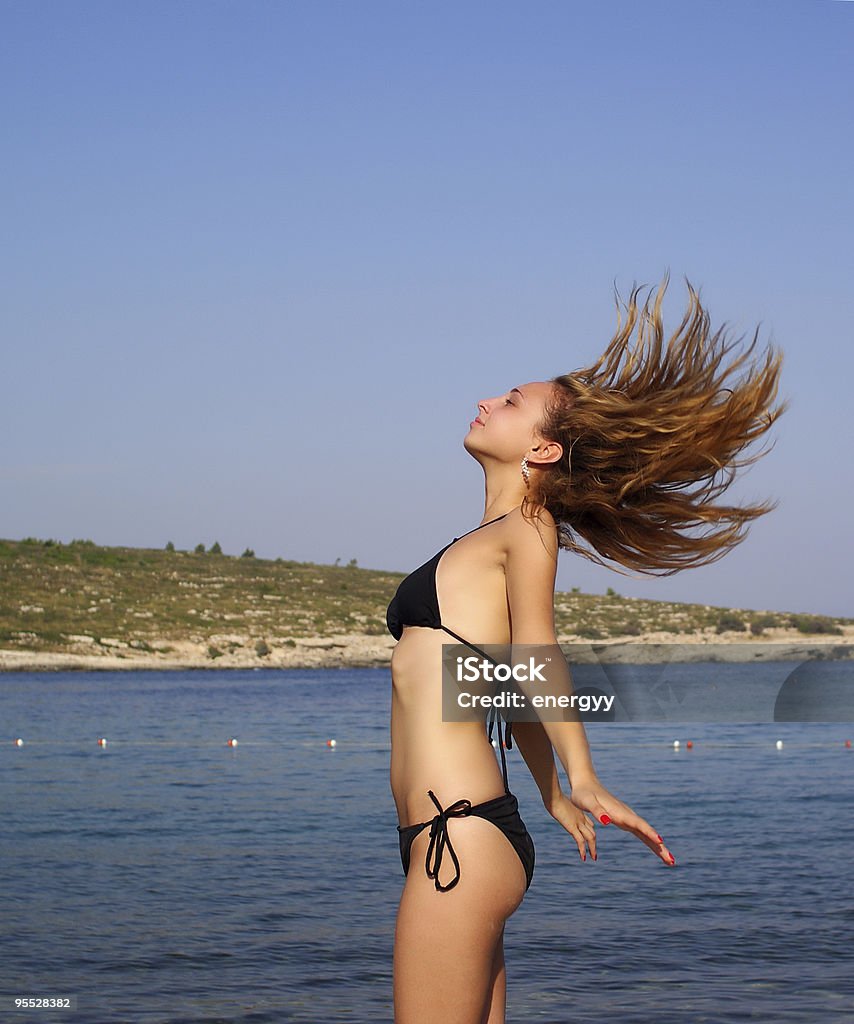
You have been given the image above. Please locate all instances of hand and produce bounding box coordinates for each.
[569,775,676,867]
[546,791,599,862]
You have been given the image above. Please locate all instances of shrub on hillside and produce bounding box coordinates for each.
[788,614,842,635]
[576,625,605,639]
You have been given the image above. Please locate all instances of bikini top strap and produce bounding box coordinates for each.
[439,626,493,663]
[452,511,509,544]
[440,626,511,794]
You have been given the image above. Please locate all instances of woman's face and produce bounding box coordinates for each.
[464,380,557,462]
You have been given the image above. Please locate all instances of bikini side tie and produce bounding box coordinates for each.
[486,705,513,794]
[424,790,473,892]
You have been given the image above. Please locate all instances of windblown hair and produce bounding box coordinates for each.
[524,271,788,575]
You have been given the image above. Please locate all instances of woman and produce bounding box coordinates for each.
[386,271,786,1024]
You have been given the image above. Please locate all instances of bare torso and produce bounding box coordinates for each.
[389,514,519,828]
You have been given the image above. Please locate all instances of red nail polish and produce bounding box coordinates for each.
[599,814,611,825]
[668,853,676,865]
[656,834,663,843]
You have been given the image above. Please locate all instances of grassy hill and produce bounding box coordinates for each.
[1,536,849,660]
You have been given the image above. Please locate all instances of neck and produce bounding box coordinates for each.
[481,469,527,523]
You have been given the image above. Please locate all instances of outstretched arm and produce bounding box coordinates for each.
[512,718,601,862]
[510,719,562,812]
[504,510,675,867]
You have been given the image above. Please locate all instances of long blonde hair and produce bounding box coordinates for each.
[526,271,788,575]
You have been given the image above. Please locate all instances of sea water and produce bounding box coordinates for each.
[0,666,852,1022]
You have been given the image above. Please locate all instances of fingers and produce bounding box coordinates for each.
[626,823,675,864]
[629,818,675,865]
[596,805,675,867]
[580,815,597,862]
[570,788,676,866]
[572,814,597,863]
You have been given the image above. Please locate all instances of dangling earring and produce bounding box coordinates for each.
[521,455,530,487]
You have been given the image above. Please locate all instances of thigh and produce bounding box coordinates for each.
[481,926,507,1024]
[393,816,527,1024]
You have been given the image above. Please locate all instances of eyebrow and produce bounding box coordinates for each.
[511,387,526,401]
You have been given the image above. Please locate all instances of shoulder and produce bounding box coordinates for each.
[500,504,559,642]
[500,503,559,568]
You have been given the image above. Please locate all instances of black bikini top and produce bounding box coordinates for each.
[385,512,510,641]
[386,509,517,791]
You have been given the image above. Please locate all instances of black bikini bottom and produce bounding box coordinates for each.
[397,788,535,893]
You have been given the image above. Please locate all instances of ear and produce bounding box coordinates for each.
[530,440,563,466]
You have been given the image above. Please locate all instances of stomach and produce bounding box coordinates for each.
[389,626,509,827]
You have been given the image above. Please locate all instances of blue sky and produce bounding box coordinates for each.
[2,1,852,617]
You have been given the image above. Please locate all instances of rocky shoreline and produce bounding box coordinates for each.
[2,627,853,672]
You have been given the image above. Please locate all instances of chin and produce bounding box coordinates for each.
[462,437,487,461]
